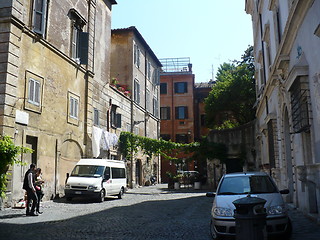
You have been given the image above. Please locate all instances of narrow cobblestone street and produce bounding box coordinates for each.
[0,184,319,240]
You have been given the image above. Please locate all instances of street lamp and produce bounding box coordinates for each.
[133,120,144,125]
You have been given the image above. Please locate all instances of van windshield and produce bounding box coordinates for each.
[217,175,278,195]
[71,165,104,177]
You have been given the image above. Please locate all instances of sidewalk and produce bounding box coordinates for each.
[287,204,320,240]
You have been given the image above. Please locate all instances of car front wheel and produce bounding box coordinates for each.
[97,189,105,202]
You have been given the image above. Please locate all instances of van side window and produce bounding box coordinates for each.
[104,167,110,180]
[111,168,125,179]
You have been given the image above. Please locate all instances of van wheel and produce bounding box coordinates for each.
[97,190,105,202]
[118,188,124,199]
[210,220,221,240]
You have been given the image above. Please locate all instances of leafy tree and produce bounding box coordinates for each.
[205,46,255,129]
[0,135,32,198]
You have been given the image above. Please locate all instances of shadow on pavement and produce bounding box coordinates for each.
[0,195,212,240]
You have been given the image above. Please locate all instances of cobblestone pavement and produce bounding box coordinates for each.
[0,184,319,240]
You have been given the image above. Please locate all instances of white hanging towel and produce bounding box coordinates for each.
[92,126,103,158]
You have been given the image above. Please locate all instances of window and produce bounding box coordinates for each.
[32,0,48,36]
[174,82,187,93]
[68,92,80,125]
[175,106,188,119]
[28,78,41,106]
[160,134,171,141]
[146,89,151,112]
[134,79,140,104]
[68,9,88,64]
[147,61,151,79]
[290,77,310,133]
[176,134,189,143]
[24,71,43,113]
[134,44,140,68]
[160,83,167,94]
[69,96,78,119]
[153,97,158,117]
[111,167,126,179]
[94,108,99,126]
[160,107,170,120]
[111,105,121,128]
[267,119,276,169]
[152,68,160,85]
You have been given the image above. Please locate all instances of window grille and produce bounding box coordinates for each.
[290,78,311,133]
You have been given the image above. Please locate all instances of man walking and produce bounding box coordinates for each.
[23,163,38,216]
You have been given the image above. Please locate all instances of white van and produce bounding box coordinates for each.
[64,159,127,202]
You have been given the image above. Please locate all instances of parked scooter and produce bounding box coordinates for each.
[150,176,157,185]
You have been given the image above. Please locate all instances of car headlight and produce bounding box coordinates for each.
[213,207,234,217]
[65,184,70,189]
[267,205,286,215]
[88,185,98,190]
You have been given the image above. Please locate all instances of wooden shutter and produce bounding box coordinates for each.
[184,106,188,119]
[116,114,122,128]
[79,32,89,64]
[33,0,47,35]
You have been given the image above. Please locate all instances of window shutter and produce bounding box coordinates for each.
[134,45,137,65]
[74,99,78,118]
[167,107,171,120]
[184,82,188,93]
[185,107,188,119]
[116,114,122,128]
[29,79,35,102]
[174,83,178,93]
[79,32,89,65]
[175,107,178,119]
[137,49,140,68]
[33,0,47,35]
[137,82,140,103]
[35,81,40,104]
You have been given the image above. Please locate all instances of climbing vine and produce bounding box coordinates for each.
[0,135,32,198]
[118,132,227,164]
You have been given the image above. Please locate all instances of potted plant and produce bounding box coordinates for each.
[173,174,183,189]
[110,77,118,86]
[194,174,201,190]
[166,172,174,189]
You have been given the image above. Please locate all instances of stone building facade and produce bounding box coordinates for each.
[111,27,162,187]
[0,0,126,206]
[246,0,320,221]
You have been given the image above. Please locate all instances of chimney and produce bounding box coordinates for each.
[188,63,192,72]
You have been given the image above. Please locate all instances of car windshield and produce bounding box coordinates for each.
[217,175,278,195]
[71,165,104,177]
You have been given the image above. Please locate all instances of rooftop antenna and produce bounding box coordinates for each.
[211,64,214,81]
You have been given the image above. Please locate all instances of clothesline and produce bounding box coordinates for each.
[92,126,119,158]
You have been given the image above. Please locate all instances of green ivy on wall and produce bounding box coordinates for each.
[0,135,32,198]
[118,132,227,164]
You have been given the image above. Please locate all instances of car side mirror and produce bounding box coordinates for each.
[104,174,110,181]
[206,192,216,198]
[280,189,289,194]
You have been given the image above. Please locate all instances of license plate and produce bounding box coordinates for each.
[75,191,82,194]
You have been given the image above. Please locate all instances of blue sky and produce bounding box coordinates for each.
[111,0,253,82]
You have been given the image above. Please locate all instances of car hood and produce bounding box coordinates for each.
[214,193,284,210]
[66,176,102,186]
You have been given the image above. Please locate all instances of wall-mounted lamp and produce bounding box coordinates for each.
[133,120,144,125]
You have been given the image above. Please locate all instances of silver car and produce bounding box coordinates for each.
[207,172,292,240]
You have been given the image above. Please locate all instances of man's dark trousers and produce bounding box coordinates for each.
[26,189,38,215]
